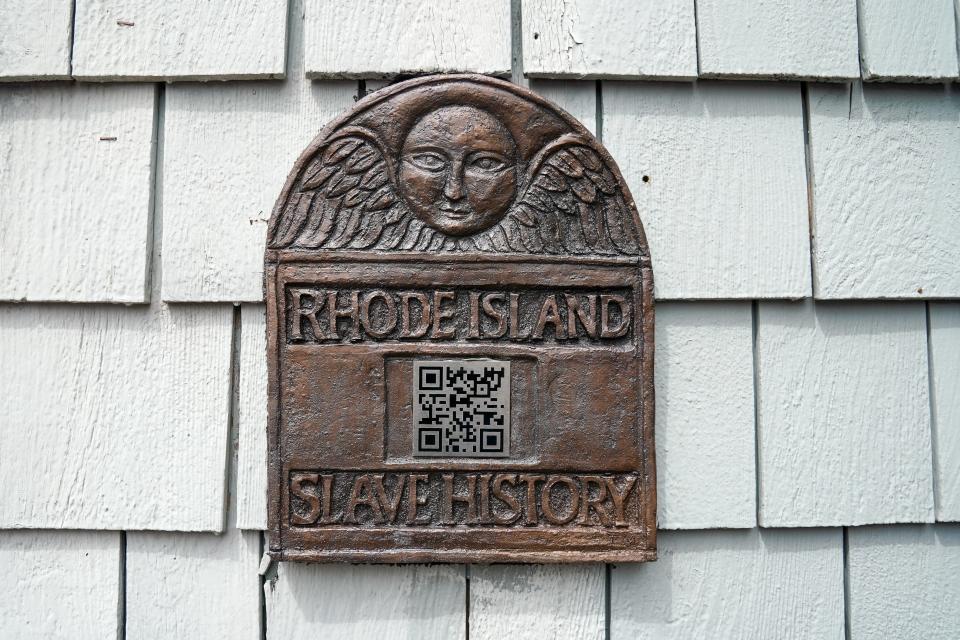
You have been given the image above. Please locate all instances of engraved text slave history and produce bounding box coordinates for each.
[265,75,655,562]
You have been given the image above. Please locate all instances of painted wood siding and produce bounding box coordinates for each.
[604,81,811,299]
[2,0,959,637]
[0,0,73,81]
[655,302,756,529]
[1,531,122,639]
[265,564,467,639]
[857,0,960,82]
[847,525,960,639]
[0,83,156,302]
[521,0,697,80]
[696,0,860,80]
[808,83,960,299]
[72,0,288,81]
[238,304,270,530]
[929,303,960,521]
[471,565,605,639]
[305,0,512,79]
[611,528,845,638]
[756,301,934,527]
[0,302,234,530]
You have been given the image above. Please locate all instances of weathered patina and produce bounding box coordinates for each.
[265,74,655,563]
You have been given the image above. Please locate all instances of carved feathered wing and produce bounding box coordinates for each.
[477,136,644,256]
[269,130,644,256]
[268,127,437,251]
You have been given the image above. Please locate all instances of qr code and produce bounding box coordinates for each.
[413,360,511,458]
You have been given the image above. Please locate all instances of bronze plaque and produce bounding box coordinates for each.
[265,74,655,563]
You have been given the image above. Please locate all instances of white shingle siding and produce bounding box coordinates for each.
[158,0,355,302]
[160,76,356,301]
[126,529,262,639]
[238,304,268,530]
[0,83,155,303]
[72,0,288,81]
[655,302,756,529]
[304,0,512,79]
[929,303,960,522]
[756,301,934,527]
[0,0,73,81]
[521,0,697,80]
[696,0,860,80]
[3,0,960,636]
[611,528,845,639]
[0,302,233,531]
[808,83,960,300]
[847,524,960,640]
[604,81,811,299]
[858,0,960,82]
[470,565,604,639]
[265,564,467,639]
[0,530,122,640]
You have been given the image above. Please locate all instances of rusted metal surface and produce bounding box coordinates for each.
[265,74,655,563]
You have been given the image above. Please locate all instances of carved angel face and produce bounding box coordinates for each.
[399,106,518,236]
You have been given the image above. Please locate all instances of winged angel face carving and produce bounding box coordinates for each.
[268,75,646,256]
[400,106,517,236]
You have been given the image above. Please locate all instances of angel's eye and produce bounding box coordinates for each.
[470,155,508,172]
[408,152,446,171]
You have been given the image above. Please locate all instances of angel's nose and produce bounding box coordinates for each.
[443,166,465,201]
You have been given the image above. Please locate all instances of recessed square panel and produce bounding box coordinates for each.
[413,359,511,458]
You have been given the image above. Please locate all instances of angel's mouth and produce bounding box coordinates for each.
[438,205,473,219]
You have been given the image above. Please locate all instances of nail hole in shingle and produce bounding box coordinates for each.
[641,175,650,183]
[533,32,540,39]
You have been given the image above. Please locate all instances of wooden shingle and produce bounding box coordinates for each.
[0,302,233,530]
[611,528,844,638]
[522,0,697,80]
[470,565,604,640]
[656,302,756,529]
[696,0,859,80]
[858,0,960,82]
[808,83,960,299]
[304,0,511,79]
[529,80,597,135]
[72,0,287,81]
[160,0,356,302]
[757,301,934,527]
[930,303,960,522]
[0,530,121,639]
[604,81,810,299]
[238,304,268,530]
[0,0,73,81]
[265,564,466,639]
[0,83,155,302]
[848,524,960,639]
[126,528,262,638]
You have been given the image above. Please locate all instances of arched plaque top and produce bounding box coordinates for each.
[267,74,649,258]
